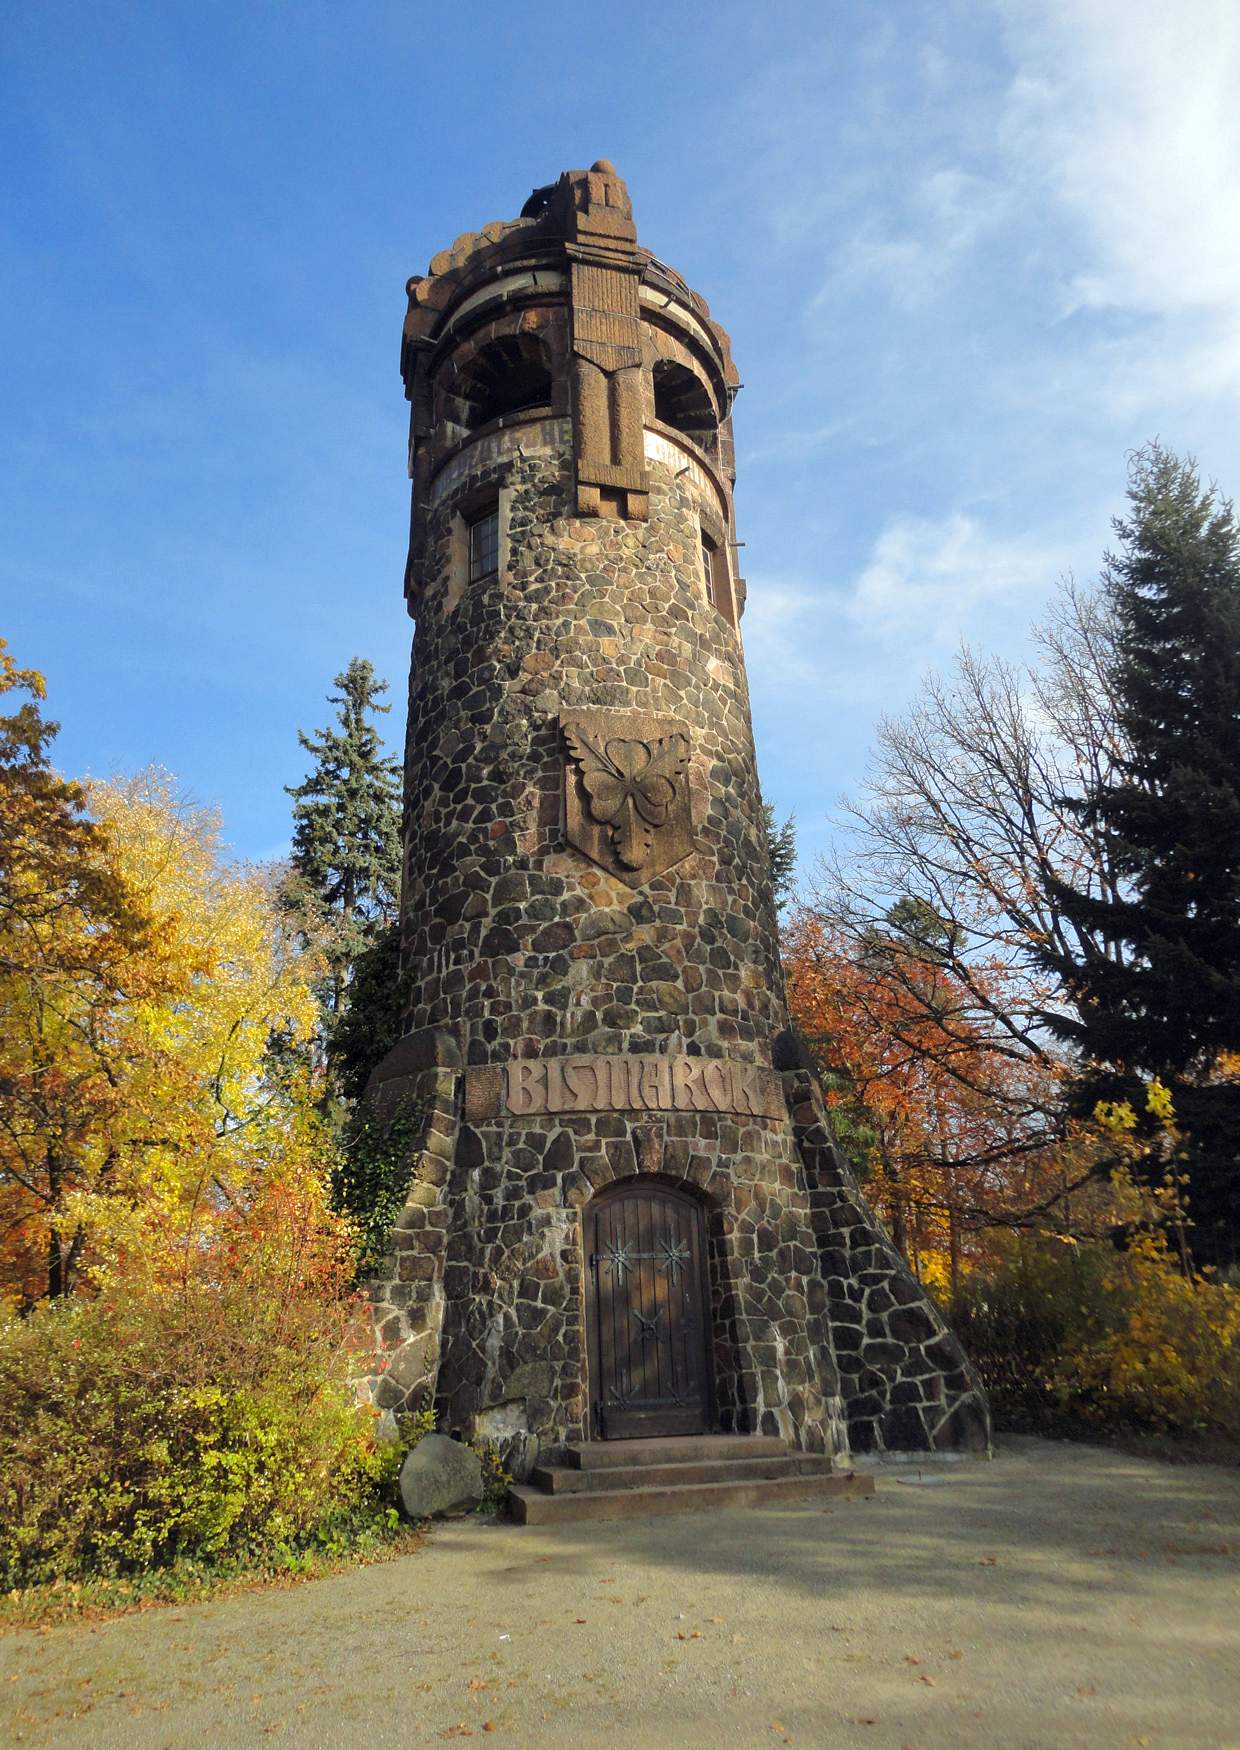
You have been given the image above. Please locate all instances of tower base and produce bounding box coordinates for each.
[355,1029,991,1478]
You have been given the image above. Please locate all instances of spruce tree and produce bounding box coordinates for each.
[761,803,797,912]
[286,659,402,1028]
[1042,446,1240,1260]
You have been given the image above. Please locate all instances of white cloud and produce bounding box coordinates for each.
[740,579,824,683]
[999,0,1240,401]
[743,515,1063,677]
[847,512,1060,644]
[819,167,1010,311]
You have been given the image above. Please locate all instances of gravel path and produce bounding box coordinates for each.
[3,1436,1238,1749]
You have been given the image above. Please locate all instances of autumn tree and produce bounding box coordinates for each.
[286,659,402,1031]
[784,905,1066,1286]
[805,576,1130,1224]
[0,643,159,1302]
[0,685,325,1304]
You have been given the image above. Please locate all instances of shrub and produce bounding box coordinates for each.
[0,1168,399,1586]
[948,1231,1240,1444]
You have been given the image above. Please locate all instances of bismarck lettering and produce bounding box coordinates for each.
[464,1054,785,1121]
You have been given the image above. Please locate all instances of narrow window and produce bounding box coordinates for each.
[700,526,736,625]
[469,507,499,582]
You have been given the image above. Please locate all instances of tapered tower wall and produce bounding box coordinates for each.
[357,164,989,1469]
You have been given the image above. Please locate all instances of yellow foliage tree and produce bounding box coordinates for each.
[0,660,328,1304]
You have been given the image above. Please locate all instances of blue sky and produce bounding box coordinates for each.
[4,0,1239,875]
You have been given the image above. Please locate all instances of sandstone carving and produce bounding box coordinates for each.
[562,710,694,886]
[464,1054,786,1121]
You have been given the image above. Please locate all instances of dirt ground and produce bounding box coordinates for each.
[3,1435,1238,1749]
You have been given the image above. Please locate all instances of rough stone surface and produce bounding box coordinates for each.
[398,1433,482,1519]
[354,162,990,1473]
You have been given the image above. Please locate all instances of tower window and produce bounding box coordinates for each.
[457,336,552,431]
[700,525,736,625]
[469,507,499,581]
[653,359,717,449]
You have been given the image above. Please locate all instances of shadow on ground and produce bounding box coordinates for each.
[3,1435,1238,1749]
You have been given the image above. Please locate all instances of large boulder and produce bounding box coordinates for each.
[399,1433,483,1519]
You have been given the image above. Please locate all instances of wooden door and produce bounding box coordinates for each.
[585,1182,712,1439]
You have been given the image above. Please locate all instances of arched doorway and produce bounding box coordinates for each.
[584,1181,713,1439]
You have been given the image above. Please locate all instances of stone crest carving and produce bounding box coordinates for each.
[560,709,693,886]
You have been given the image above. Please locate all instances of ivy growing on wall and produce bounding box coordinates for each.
[333,1096,427,1275]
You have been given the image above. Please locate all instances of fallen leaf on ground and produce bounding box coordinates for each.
[977,1556,998,1567]
[918,1674,937,1687]
[903,1655,921,1666]
[948,1651,963,1661]
[849,1717,878,1726]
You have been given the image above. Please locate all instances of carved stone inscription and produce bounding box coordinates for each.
[464,1054,785,1122]
[561,709,694,887]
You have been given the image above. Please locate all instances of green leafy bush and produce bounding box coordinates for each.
[0,1176,402,1587]
[948,1232,1240,1444]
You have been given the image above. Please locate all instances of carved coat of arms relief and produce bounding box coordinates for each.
[560,709,695,886]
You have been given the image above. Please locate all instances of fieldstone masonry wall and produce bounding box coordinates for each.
[360,163,990,1472]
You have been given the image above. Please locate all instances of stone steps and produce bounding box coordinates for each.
[529,1453,832,1494]
[508,1435,876,1524]
[561,1433,789,1469]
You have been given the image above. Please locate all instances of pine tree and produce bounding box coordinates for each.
[1042,446,1240,1261]
[761,802,797,912]
[286,659,402,1028]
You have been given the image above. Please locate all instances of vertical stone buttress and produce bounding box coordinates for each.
[357,164,990,1469]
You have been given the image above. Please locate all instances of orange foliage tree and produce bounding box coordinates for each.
[0,640,332,1307]
[783,904,1072,1287]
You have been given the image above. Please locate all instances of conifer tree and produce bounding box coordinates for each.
[1041,446,1240,1260]
[761,803,797,912]
[286,659,402,1027]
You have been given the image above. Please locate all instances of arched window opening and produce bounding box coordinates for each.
[457,336,552,431]
[653,359,717,449]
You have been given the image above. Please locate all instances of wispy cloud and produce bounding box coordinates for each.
[818,168,1011,311]
[999,0,1240,405]
[846,512,1062,643]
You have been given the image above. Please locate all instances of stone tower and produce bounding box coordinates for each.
[361,163,989,1471]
